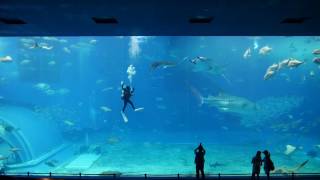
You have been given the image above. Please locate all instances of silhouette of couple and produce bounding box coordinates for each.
[251,150,274,180]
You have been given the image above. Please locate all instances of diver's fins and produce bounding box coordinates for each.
[120,111,129,123]
[134,107,144,112]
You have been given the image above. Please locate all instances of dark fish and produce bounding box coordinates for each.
[306,150,318,158]
[189,56,209,64]
[295,160,309,172]
[45,161,56,167]
[4,125,19,132]
[209,162,225,168]
[51,159,59,164]
[0,156,8,160]
[100,171,122,176]
[93,146,102,154]
[150,61,176,70]
[79,145,90,153]
[33,42,39,48]
[312,49,320,55]
[313,57,320,64]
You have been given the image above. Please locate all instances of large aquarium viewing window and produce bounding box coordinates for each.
[0,36,319,175]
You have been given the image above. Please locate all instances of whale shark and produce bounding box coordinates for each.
[189,85,257,116]
[200,93,258,116]
[189,85,302,127]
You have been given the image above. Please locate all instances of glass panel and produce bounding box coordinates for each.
[0,36,319,175]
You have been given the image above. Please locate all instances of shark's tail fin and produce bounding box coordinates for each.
[188,84,204,106]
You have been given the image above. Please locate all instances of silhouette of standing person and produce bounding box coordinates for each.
[263,150,274,180]
[194,143,206,179]
[251,151,262,180]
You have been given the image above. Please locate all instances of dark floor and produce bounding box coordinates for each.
[1,175,320,180]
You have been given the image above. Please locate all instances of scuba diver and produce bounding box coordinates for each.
[120,81,144,123]
[121,81,136,112]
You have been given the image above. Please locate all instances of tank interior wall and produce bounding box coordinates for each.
[0,105,63,162]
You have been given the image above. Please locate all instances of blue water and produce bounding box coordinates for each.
[0,36,319,174]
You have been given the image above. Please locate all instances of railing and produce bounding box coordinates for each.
[1,172,320,179]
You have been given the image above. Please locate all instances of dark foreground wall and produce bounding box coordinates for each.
[1,0,320,36]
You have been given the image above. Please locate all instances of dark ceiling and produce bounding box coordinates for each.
[0,0,320,36]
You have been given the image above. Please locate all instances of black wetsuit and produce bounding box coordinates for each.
[121,84,135,112]
[194,146,206,179]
